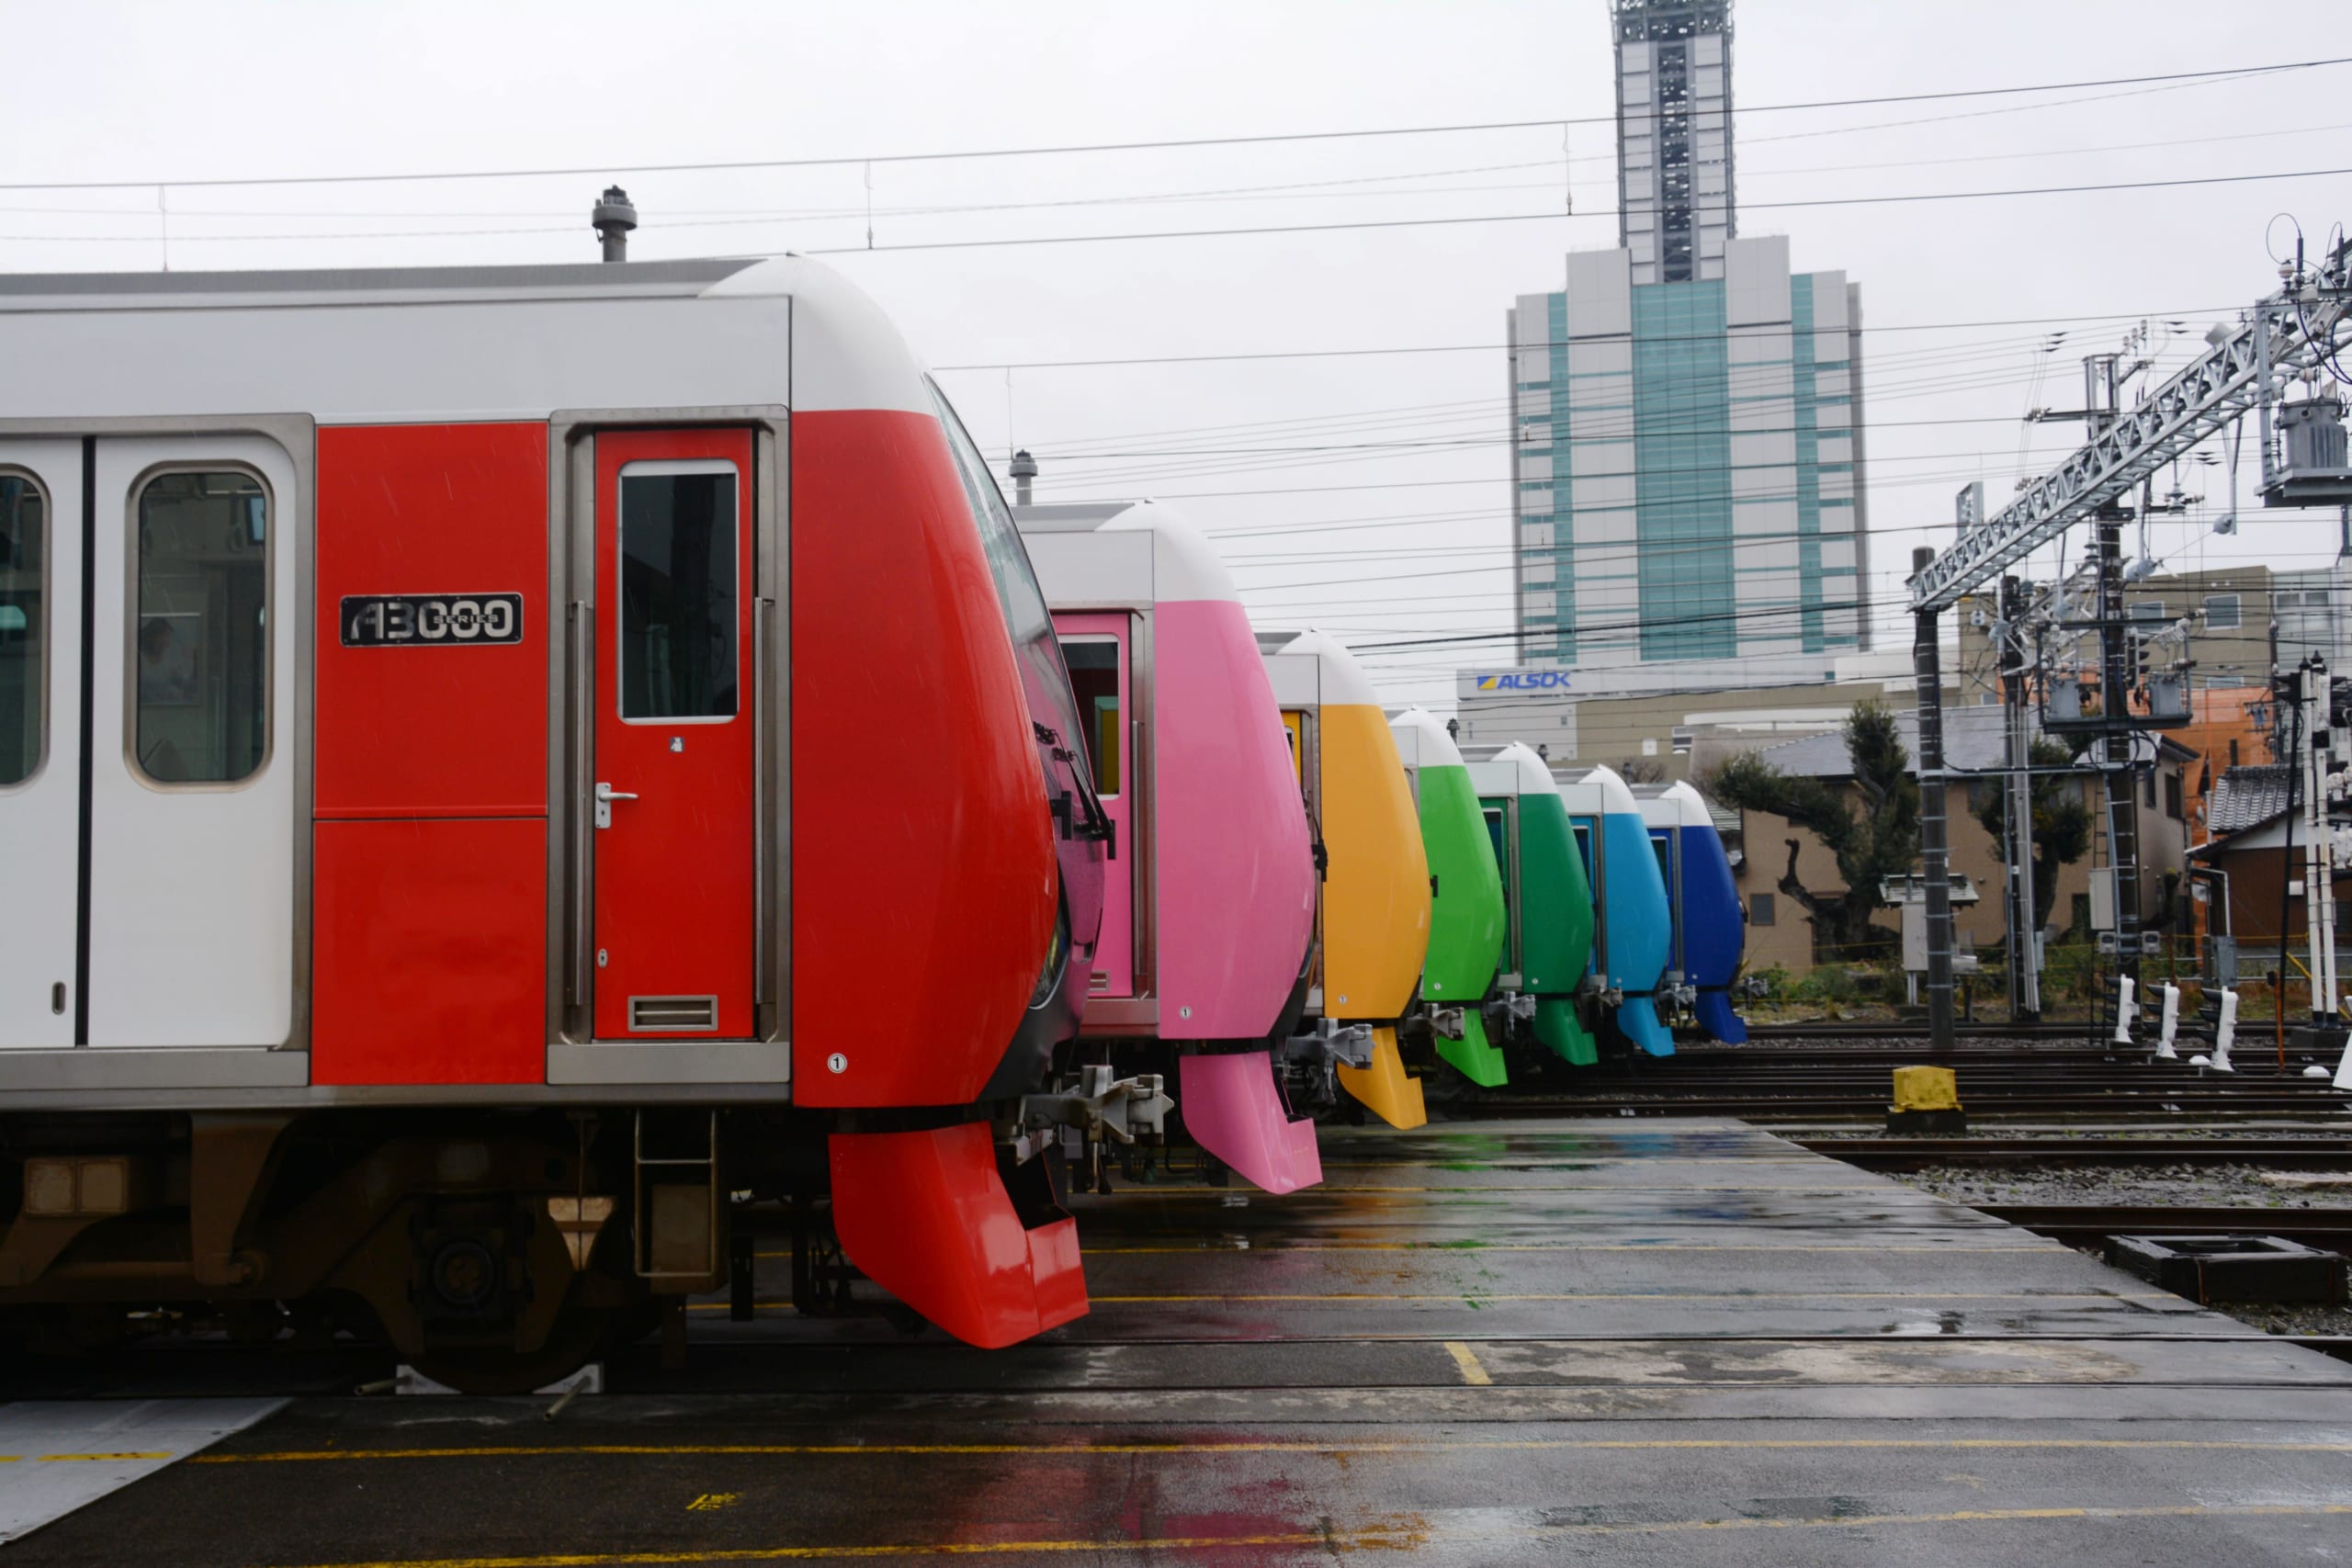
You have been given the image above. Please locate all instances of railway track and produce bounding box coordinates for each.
[1979,1204,2352,1258]
[1804,1138,2352,1168]
[1440,1036,2352,1120]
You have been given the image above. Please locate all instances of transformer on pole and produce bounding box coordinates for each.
[1909,227,2352,1039]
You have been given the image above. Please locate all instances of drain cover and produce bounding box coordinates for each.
[2107,1234,2347,1304]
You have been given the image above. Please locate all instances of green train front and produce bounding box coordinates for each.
[1468,744,1599,1066]
[1387,709,1506,1085]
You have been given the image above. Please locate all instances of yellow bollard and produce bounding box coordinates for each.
[1886,1066,1966,1134]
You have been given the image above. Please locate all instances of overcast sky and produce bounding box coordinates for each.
[6,0,2347,710]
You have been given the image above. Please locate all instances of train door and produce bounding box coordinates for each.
[0,443,77,1047]
[1650,827,1684,982]
[1572,815,1601,981]
[1481,797,1519,984]
[1057,615,1130,998]
[82,436,301,1046]
[592,430,756,1039]
[1281,708,1321,1001]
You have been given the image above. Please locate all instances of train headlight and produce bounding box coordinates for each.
[1029,888,1070,1010]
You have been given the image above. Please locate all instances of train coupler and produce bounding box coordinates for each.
[1011,1066,1171,1163]
[1282,1021,1375,1071]
[1487,993,1538,1028]
[1273,1022,1375,1120]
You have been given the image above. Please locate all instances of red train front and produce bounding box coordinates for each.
[0,253,1112,1388]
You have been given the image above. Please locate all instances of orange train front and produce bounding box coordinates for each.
[0,253,1115,1385]
[1261,629,1433,1129]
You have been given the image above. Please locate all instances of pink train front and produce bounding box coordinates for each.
[1017,501,1324,1193]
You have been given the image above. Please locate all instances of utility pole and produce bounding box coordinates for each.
[2097,510,2143,996]
[2000,575,2041,1018]
[1912,547,1957,1049]
[1908,229,2352,1062]
[2293,657,2343,1036]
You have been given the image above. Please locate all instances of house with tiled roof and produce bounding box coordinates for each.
[2189,761,2352,965]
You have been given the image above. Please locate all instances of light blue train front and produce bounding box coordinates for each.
[1562,765,1673,1057]
[1640,781,1747,1044]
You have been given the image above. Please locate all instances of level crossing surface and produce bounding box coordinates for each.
[6,1118,2351,1565]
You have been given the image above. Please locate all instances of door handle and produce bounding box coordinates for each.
[594,781,638,829]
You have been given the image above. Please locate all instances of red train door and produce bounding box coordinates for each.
[593,430,756,1039]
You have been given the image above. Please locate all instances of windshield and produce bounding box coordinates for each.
[928,380,1090,773]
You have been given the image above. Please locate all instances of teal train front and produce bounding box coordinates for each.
[1559,764,1673,1057]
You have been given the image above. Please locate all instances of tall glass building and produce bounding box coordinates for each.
[1508,0,1870,674]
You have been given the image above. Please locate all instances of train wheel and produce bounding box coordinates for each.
[403,1301,626,1396]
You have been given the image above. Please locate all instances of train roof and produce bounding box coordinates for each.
[1257,629,1382,708]
[1014,499,1238,605]
[1636,780,1715,829]
[0,254,927,421]
[0,257,753,305]
[1388,707,1465,770]
[1489,742,1563,796]
[1577,763,1641,816]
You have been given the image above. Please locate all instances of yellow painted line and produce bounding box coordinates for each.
[188,1437,2352,1466]
[752,1245,2052,1260]
[37,1451,173,1462]
[695,1288,2183,1314]
[1442,1341,1492,1386]
[1071,1244,2053,1255]
[1314,1159,1827,1168]
[1088,1291,2183,1304]
[230,1529,1422,1568]
[1084,1185,1892,1195]
[223,1502,2352,1568]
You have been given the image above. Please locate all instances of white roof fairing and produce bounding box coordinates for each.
[714,256,933,416]
[1389,707,1466,771]
[1013,499,1244,607]
[1580,763,1640,817]
[1491,742,1563,796]
[1659,779,1713,829]
[0,254,929,424]
[1279,629,1382,708]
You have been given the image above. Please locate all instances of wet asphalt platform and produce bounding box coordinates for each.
[7,1117,2352,1564]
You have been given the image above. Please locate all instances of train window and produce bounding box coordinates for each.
[133,470,268,786]
[927,379,1090,765]
[618,462,738,721]
[929,382,1050,647]
[0,472,43,787]
[1062,638,1120,794]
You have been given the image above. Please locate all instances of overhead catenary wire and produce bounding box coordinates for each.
[9,165,2340,248]
[934,307,2234,374]
[20,116,2348,233]
[2,57,2337,195]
